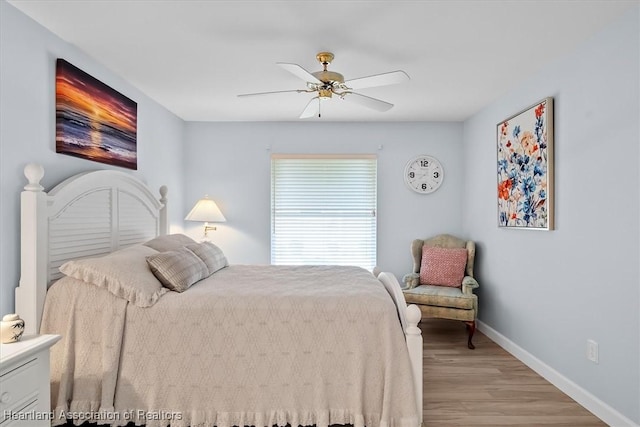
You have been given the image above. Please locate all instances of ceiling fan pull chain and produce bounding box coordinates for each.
[318,98,321,118]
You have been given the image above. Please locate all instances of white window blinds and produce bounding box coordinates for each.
[271,154,377,271]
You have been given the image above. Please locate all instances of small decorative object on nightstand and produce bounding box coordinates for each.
[0,334,61,426]
[1,314,25,344]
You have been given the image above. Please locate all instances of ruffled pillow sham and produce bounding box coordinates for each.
[59,244,168,307]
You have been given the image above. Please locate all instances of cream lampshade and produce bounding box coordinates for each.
[185,196,226,237]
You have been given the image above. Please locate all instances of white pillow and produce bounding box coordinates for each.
[59,245,168,307]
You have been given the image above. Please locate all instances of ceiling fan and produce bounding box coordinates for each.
[238,52,410,118]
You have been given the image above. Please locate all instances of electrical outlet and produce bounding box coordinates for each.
[587,339,599,364]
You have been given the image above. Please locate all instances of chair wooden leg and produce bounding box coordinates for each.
[464,321,476,349]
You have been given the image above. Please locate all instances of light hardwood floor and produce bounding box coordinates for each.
[420,318,607,426]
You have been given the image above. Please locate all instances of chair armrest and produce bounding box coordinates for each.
[462,276,479,295]
[402,273,420,290]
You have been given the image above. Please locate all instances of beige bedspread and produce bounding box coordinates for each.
[41,265,418,427]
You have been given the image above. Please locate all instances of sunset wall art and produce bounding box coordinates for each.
[56,58,137,169]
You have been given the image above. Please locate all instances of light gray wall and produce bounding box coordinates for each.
[0,1,186,316]
[462,7,639,424]
[183,121,464,278]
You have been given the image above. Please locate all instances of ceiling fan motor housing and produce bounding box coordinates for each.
[313,51,344,92]
[312,70,344,84]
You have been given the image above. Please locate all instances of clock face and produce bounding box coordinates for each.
[404,155,444,194]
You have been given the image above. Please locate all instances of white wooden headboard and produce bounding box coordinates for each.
[15,163,168,334]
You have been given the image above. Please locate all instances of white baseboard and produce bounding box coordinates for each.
[477,320,639,427]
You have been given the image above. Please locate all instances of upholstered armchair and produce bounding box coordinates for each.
[402,234,479,349]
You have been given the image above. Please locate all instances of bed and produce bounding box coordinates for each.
[15,163,423,427]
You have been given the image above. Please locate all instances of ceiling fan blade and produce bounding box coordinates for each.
[343,70,410,90]
[342,92,393,112]
[277,63,323,85]
[299,97,320,119]
[238,89,306,97]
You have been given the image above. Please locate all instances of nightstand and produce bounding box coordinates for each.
[0,334,61,426]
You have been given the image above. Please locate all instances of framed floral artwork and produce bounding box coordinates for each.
[497,97,554,230]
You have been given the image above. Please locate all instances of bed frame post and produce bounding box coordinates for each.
[15,163,48,334]
[377,271,423,426]
[405,304,423,426]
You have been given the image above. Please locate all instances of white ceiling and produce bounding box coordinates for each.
[8,0,637,122]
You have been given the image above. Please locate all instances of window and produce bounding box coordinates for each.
[271,154,377,271]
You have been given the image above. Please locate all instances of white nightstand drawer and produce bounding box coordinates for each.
[0,399,38,427]
[0,358,39,420]
[0,335,61,427]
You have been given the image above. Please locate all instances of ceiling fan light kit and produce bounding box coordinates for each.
[238,51,409,118]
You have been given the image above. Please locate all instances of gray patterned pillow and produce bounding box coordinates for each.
[184,242,228,275]
[146,246,208,292]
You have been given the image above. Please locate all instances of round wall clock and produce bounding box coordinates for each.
[404,155,444,194]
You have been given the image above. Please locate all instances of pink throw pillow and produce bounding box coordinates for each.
[419,246,468,287]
